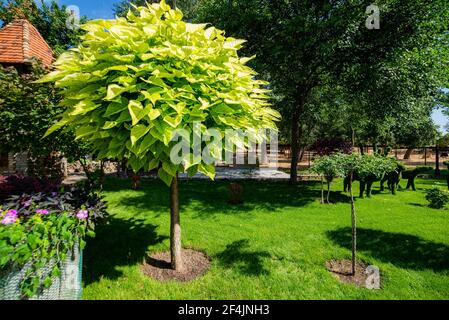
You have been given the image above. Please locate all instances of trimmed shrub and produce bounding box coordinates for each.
[425,186,449,209]
[402,166,433,191]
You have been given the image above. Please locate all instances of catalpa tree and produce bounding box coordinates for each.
[38,1,280,271]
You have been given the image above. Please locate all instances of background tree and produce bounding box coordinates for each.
[197,0,449,182]
[0,61,91,179]
[114,0,199,21]
[0,0,86,55]
[39,1,280,271]
[392,108,437,159]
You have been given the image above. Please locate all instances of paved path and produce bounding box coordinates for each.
[178,168,290,181]
[62,168,318,184]
[62,173,87,185]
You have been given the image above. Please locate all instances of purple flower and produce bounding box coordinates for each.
[1,215,17,225]
[36,209,50,215]
[76,210,89,220]
[51,192,58,197]
[6,210,17,217]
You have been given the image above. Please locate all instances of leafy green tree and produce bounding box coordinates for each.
[39,1,280,271]
[338,154,395,275]
[0,0,86,55]
[114,0,199,21]
[197,0,449,183]
[356,155,397,197]
[338,154,360,275]
[311,153,346,204]
[0,61,91,178]
[344,154,397,198]
[392,109,437,159]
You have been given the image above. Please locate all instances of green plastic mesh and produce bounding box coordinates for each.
[0,245,83,300]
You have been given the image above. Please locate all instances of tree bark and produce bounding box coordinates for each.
[298,147,305,163]
[290,108,301,184]
[170,174,183,271]
[435,147,440,177]
[99,160,105,191]
[79,158,94,189]
[321,176,325,204]
[349,171,357,275]
[359,145,365,155]
[351,127,355,149]
[403,148,413,160]
[121,158,128,178]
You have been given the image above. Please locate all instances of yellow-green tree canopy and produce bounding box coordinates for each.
[39,1,280,186]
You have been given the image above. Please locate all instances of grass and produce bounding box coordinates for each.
[82,176,449,300]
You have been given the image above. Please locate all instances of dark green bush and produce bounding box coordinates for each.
[425,187,449,209]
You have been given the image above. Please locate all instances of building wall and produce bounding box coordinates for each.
[0,152,28,175]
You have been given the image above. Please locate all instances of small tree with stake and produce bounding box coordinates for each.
[37,1,280,272]
[340,154,396,275]
[340,154,360,275]
[311,153,347,204]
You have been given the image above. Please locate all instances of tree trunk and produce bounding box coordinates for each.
[79,158,93,189]
[99,160,105,191]
[349,171,357,275]
[321,176,325,204]
[170,174,183,271]
[351,127,355,150]
[298,147,305,163]
[290,108,301,184]
[326,181,331,204]
[403,148,413,160]
[121,158,128,178]
[435,147,440,177]
[359,145,365,155]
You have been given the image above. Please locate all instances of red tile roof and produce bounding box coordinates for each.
[0,20,53,67]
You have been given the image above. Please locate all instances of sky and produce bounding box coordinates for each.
[43,0,117,19]
[38,1,449,132]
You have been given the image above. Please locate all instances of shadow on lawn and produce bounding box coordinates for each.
[326,227,449,272]
[104,177,351,218]
[215,239,271,276]
[83,217,168,285]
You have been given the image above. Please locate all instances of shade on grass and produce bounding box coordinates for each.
[82,177,449,299]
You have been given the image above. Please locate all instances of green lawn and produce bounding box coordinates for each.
[82,176,449,300]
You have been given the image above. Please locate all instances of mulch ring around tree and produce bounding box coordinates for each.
[141,249,211,282]
[326,259,376,288]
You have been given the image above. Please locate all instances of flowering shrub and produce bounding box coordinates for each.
[0,187,107,298]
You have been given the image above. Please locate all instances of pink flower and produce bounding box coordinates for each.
[36,209,50,215]
[1,215,17,225]
[6,210,17,217]
[76,210,89,220]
